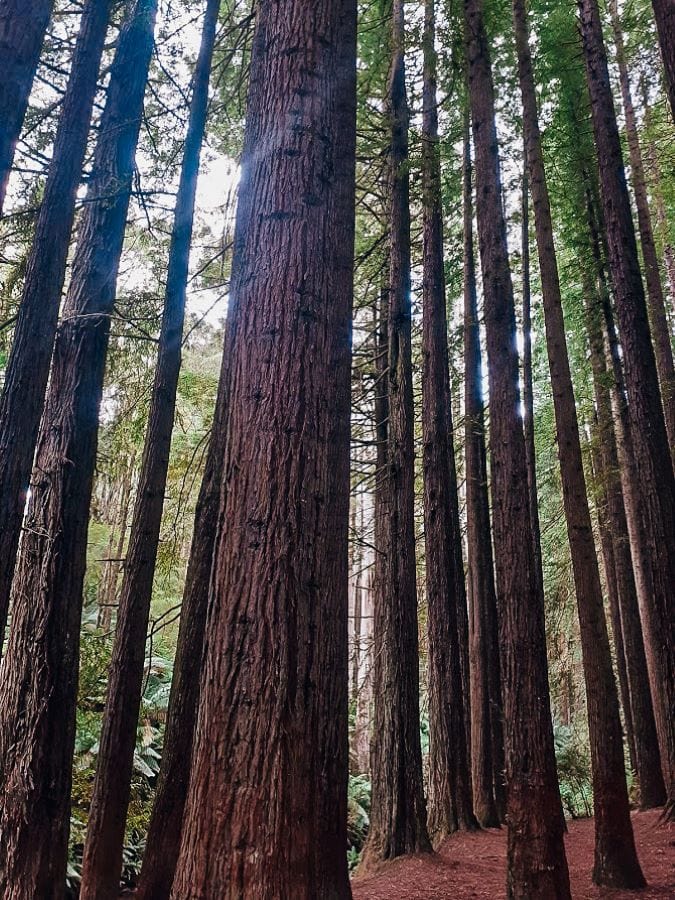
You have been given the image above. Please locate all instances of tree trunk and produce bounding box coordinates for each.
[513,0,644,885]
[97,451,135,631]
[422,0,477,841]
[0,0,112,648]
[0,0,53,213]
[651,0,675,121]
[462,103,503,829]
[0,4,156,895]
[79,4,219,897]
[170,0,358,894]
[463,0,571,895]
[361,0,431,866]
[578,0,675,821]
[609,0,675,449]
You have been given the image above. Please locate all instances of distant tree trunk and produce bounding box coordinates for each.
[421,0,477,840]
[170,0,358,894]
[0,0,112,648]
[0,0,53,213]
[79,4,219,897]
[353,566,373,775]
[578,0,675,822]
[651,0,674,120]
[0,4,157,896]
[609,0,675,448]
[97,452,135,630]
[361,0,431,866]
[513,0,644,885]
[463,0,571,895]
[462,104,503,829]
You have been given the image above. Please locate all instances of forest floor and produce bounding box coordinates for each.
[352,810,674,899]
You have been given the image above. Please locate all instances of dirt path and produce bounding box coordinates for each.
[352,810,674,899]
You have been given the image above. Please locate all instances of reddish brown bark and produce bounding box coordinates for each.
[170,0,358,894]
[0,0,112,646]
[578,0,675,821]
[0,4,156,896]
[422,0,477,841]
[651,0,675,121]
[513,0,644,885]
[463,0,570,894]
[0,0,53,213]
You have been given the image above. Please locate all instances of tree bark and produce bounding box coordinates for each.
[578,0,675,821]
[170,0,358,894]
[513,0,644,885]
[462,103,504,829]
[79,3,220,896]
[361,0,431,866]
[0,0,53,214]
[421,0,477,841]
[463,0,571,894]
[651,0,675,121]
[0,4,157,896]
[0,0,112,647]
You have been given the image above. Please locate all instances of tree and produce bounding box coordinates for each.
[0,2,157,894]
[463,0,571,893]
[578,0,675,821]
[651,0,674,120]
[512,0,644,884]
[169,0,358,893]
[0,0,53,213]
[0,0,112,646]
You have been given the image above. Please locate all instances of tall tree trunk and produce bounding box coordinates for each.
[609,0,675,448]
[578,0,675,821]
[422,0,477,840]
[463,0,571,895]
[651,0,675,121]
[97,451,135,631]
[79,4,220,896]
[513,0,644,885]
[0,0,53,213]
[0,0,112,648]
[361,0,431,866]
[462,103,504,829]
[0,4,156,895]
[170,0,358,894]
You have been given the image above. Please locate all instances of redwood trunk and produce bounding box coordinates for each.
[651,0,675,120]
[578,0,675,821]
[0,0,112,643]
[361,0,431,865]
[79,3,219,896]
[0,4,156,895]
[462,105,504,829]
[463,0,571,894]
[422,0,477,840]
[513,0,644,885]
[0,0,53,213]
[170,0,358,894]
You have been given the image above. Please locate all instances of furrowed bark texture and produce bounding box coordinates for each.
[170,0,358,895]
[462,106,504,829]
[578,0,675,821]
[0,0,53,213]
[513,0,644,886]
[651,0,675,121]
[0,4,156,896]
[79,3,220,896]
[422,0,477,840]
[362,0,432,866]
[0,0,112,645]
[463,0,571,895]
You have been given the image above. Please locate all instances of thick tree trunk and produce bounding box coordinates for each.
[513,0,644,885]
[422,0,477,841]
[0,0,53,213]
[463,0,570,895]
[0,0,112,648]
[170,0,358,894]
[0,4,156,896]
[609,0,675,449]
[651,0,675,121]
[79,4,220,897]
[578,0,675,821]
[462,104,503,829]
[361,0,431,866]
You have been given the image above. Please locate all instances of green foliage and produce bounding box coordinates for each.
[554,723,593,820]
[347,774,372,870]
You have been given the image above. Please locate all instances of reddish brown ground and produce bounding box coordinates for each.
[352,810,674,899]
